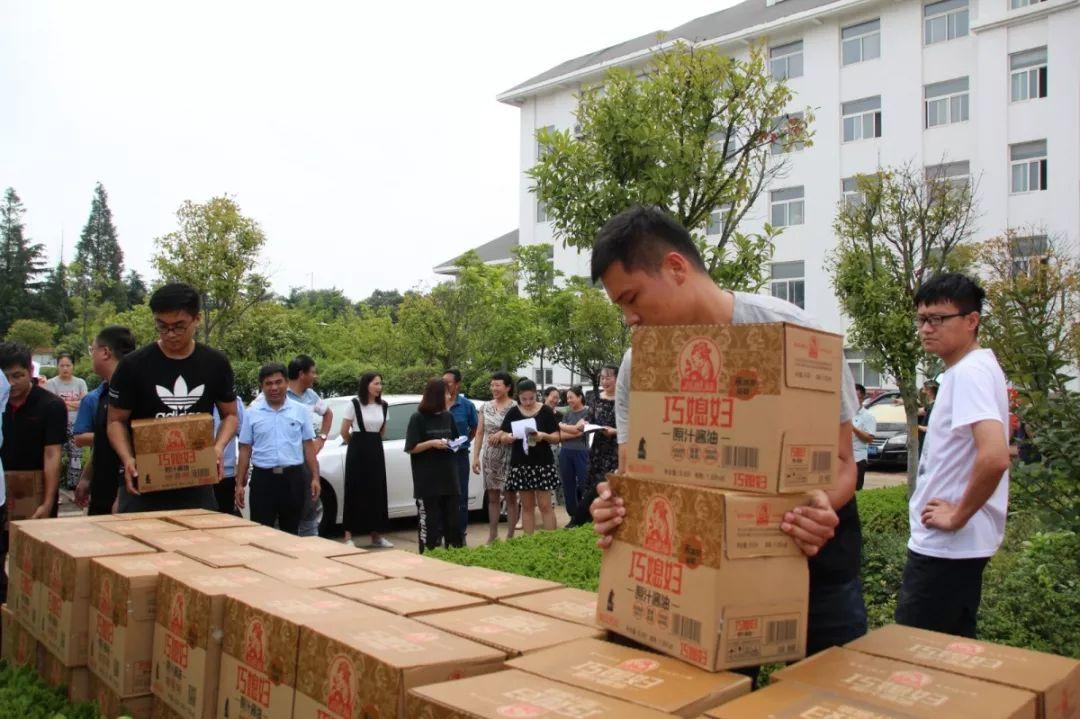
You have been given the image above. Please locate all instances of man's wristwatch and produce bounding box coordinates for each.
[317,433,328,440]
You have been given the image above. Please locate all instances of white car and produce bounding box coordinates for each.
[314,394,485,535]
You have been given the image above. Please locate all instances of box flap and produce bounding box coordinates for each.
[784,324,842,393]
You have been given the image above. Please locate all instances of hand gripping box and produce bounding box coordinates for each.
[701,680,919,718]
[87,552,205,697]
[771,646,1038,719]
[596,473,810,671]
[131,414,217,493]
[508,637,751,717]
[417,604,604,658]
[409,564,563,601]
[405,668,677,719]
[328,577,487,617]
[625,323,842,493]
[847,624,1080,719]
[250,533,367,559]
[88,670,154,719]
[332,548,457,578]
[501,587,600,628]
[244,554,382,589]
[37,527,157,666]
[1,604,39,669]
[293,612,507,718]
[216,586,366,719]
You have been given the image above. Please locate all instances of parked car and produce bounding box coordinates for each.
[867,400,909,467]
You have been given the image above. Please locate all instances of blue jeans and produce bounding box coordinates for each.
[558,448,589,518]
[298,464,320,537]
[807,576,868,655]
[455,451,470,536]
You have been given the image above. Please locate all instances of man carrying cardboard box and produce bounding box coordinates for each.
[897,274,1011,638]
[587,206,866,657]
[107,283,240,512]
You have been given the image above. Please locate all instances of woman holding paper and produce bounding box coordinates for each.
[499,378,561,534]
[556,385,590,521]
[569,363,620,527]
[340,372,392,548]
[472,371,518,544]
[404,378,464,551]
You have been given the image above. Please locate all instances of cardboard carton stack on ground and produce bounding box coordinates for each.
[173,541,282,569]
[39,643,91,703]
[508,637,752,717]
[328,577,487,617]
[8,518,102,631]
[847,624,1080,719]
[165,512,257,531]
[501,586,599,628]
[202,524,282,545]
[293,611,507,718]
[331,547,457,577]
[771,646,1038,718]
[597,323,844,671]
[89,669,155,719]
[87,552,205,698]
[130,413,217,494]
[102,518,190,537]
[409,564,563,601]
[243,554,382,589]
[1,603,38,669]
[130,529,221,553]
[152,565,281,719]
[249,532,367,559]
[417,604,604,657]
[700,680,917,718]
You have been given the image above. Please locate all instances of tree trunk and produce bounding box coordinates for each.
[900,382,922,496]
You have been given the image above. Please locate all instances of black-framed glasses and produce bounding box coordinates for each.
[155,321,191,336]
[915,312,969,328]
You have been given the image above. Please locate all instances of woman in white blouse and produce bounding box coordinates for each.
[339,372,392,548]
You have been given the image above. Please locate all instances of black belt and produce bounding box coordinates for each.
[253,464,303,475]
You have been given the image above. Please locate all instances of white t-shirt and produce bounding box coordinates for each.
[342,400,385,433]
[45,375,87,422]
[852,407,877,463]
[908,348,1010,559]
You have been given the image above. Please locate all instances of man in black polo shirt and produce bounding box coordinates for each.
[107,283,239,512]
[0,341,66,520]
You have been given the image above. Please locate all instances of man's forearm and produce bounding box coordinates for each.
[955,453,1009,524]
[215,414,239,454]
[108,421,135,463]
[43,446,61,505]
[320,411,332,436]
[304,442,319,479]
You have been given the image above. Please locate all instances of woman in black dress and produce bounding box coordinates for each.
[498,378,561,534]
[571,363,620,527]
[405,378,463,552]
[340,372,392,548]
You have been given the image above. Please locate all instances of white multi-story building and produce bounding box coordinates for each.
[494,0,1079,388]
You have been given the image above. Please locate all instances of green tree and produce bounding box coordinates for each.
[219,303,322,363]
[548,279,629,391]
[513,244,562,381]
[829,163,978,490]
[284,287,356,321]
[74,183,127,314]
[0,188,46,334]
[124,270,148,308]
[530,42,807,290]
[152,196,270,347]
[360,289,405,320]
[36,260,73,329]
[5,319,55,350]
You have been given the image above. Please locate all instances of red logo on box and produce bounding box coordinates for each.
[809,336,819,359]
[243,618,267,672]
[946,641,984,655]
[164,429,187,451]
[643,497,674,555]
[169,592,185,636]
[678,337,722,392]
[890,670,933,688]
[326,655,355,717]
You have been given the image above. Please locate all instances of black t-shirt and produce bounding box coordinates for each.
[500,404,560,467]
[108,342,236,512]
[808,496,862,588]
[404,411,460,499]
[1,385,67,471]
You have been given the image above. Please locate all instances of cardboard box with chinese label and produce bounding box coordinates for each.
[328,577,487,617]
[37,527,156,666]
[508,637,751,717]
[332,548,457,578]
[848,624,1080,719]
[87,552,204,697]
[417,604,603,658]
[410,564,562,601]
[4,470,43,526]
[216,586,363,719]
[701,679,916,718]
[596,473,809,671]
[130,529,219,553]
[1,604,39,669]
[203,525,283,545]
[165,512,256,531]
[406,668,677,719]
[119,509,215,520]
[103,518,190,537]
[152,566,281,719]
[625,323,843,493]
[250,533,366,560]
[772,646,1037,719]
[293,611,507,719]
[501,587,600,628]
[131,414,217,493]
[8,519,101,632]
[39,645,90,703]
[244,554,381,589]
[176,542,281,569]
[89,670,154,719]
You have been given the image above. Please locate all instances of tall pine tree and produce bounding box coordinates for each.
[0,188,46,335]
[75,182,126,309]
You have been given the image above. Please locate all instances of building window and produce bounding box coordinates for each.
[1010,140,1047,193]
[770,40,804,79]
[925,160,971,188]
[706,208,723,236]
[536,125,554,160]
[770,187,805,227]
[841,177,864,207]
[533,367,553,385]
[771,112,806,155]
[536,199,549,223]
[1010,47,1048,102]
[1009,234,1049,277]
[842,96,882,142]
[845,349,883,388]
[842,19,881,65]
[924,0,968,44]
[924,77,970,127]
[770,261,805,309]
[1010,0,1046,9]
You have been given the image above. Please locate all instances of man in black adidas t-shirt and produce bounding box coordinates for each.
[108,283,240,512]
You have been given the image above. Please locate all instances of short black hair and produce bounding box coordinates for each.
[567,384,585,400]
[150,282,201,316]
[914,273,985,316]
[516,378,537,395]
[95,326,136,359]
[443,368,462,383]
[855,383,866,395]
[491,371,514,396]
[0,342,32,372]
[600,363,619,377]
[258,362,287,384]
[591,205,707,284]
[56,352,73,363]
[543,386,560,398]
[287,354,316,380]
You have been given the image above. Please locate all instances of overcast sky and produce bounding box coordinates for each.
[1,0,734,301]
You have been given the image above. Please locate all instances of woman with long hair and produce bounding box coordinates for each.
[570,363,620,527]
[45,352,87,490]
[405,378,463,552]
[340,372,392,547]
[556,385,590,521]
[471,371,518,544]
[498,378,560,534]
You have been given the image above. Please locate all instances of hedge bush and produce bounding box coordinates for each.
[0,663,100,719]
